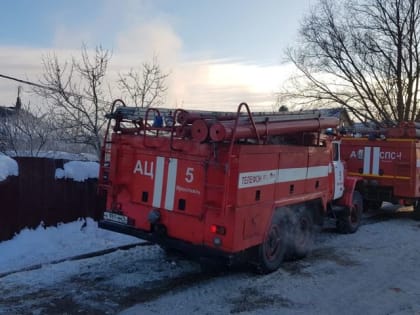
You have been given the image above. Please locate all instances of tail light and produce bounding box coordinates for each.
[210,224,226,235]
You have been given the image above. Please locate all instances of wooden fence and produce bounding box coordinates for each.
[0,157,105,241]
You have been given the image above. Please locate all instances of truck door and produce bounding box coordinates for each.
[332,141,345,200]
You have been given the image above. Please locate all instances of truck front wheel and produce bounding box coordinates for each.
[256,209,288,273]
[337,191,363,234]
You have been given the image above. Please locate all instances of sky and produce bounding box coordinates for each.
[0,0,314,112]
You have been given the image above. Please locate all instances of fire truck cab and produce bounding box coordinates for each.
[98,100,362,273]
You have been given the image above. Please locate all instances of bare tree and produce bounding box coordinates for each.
[34,45,111,157]
[0,102,54,156]
[279,0,420,125]
[118,55,169,108]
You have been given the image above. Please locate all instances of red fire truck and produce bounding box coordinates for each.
[98,100,363,273]
[340,122,420,219]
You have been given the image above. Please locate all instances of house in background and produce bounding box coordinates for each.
[0,87,21,118]
[0,89,23,152]
[319,107,353,128]
[278,105,353,128]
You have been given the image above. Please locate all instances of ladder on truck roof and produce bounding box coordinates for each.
[100,100,340,148]
[98,99,126,193]
[343,121,420,139]
[105,104,323,125]
[102,101,337,138]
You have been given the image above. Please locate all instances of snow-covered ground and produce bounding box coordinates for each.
[1,212,420,315]
[0,218,139,275]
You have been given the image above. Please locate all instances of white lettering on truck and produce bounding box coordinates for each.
[380,151,402,160]
[349,147,402,161]
[133,160,154,179]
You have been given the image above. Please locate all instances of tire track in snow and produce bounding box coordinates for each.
[0,241,150,279]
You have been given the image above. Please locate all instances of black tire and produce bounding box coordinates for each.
[363,200,382,211]
[337,191,363,234]
[256,209,288,274]
[289,206,315,259]
[412,200,420,221]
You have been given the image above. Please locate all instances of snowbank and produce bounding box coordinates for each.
[6,150,98,161]
[55,161,99,182]
[0,218,139,274]
[0,155,18,182]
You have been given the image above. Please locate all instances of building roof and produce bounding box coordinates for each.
[319,107,353,126]
[0,106,17,118]
[319,107,345,118]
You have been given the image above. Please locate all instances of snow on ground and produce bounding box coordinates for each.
[0,218,139,274]
[120,215,420,315]
[0,219,199,315]
[0,154,18,181]
[1,212,420,315]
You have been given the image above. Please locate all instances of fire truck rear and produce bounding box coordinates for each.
[98,100,362,273]
[341,122,420,219]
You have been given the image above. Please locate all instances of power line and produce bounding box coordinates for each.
[0,73,113,106]
[0,73,53,91]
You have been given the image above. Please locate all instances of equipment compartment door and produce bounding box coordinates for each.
[130,153,205,216]
[166,158,205,215]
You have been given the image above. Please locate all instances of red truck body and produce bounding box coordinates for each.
[341,122,420,211]
[99,101,362,272]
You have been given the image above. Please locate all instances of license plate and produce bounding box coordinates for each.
[103,211,128,224]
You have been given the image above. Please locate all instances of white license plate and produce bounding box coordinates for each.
[104,212,128,224]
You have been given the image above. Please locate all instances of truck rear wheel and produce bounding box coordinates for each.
[337,191,363,234]
[256,209,288,273]
[412,200,420,221]
[289,206,315,259]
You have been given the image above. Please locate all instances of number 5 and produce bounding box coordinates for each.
[185,167,194,183]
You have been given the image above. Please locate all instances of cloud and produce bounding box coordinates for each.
[0,44,295,113]
[52,26,94,50]
[109,17,292,111]
[0,0,296,112]
[115,19,182,64]
[0,46,47,106]
[164,60,296,111]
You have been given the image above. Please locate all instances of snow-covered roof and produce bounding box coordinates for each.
[6,150,98,161]
[0,106,17,118]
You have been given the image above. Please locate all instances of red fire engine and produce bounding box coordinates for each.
[98,100,362,273]
[340,122,420,219]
